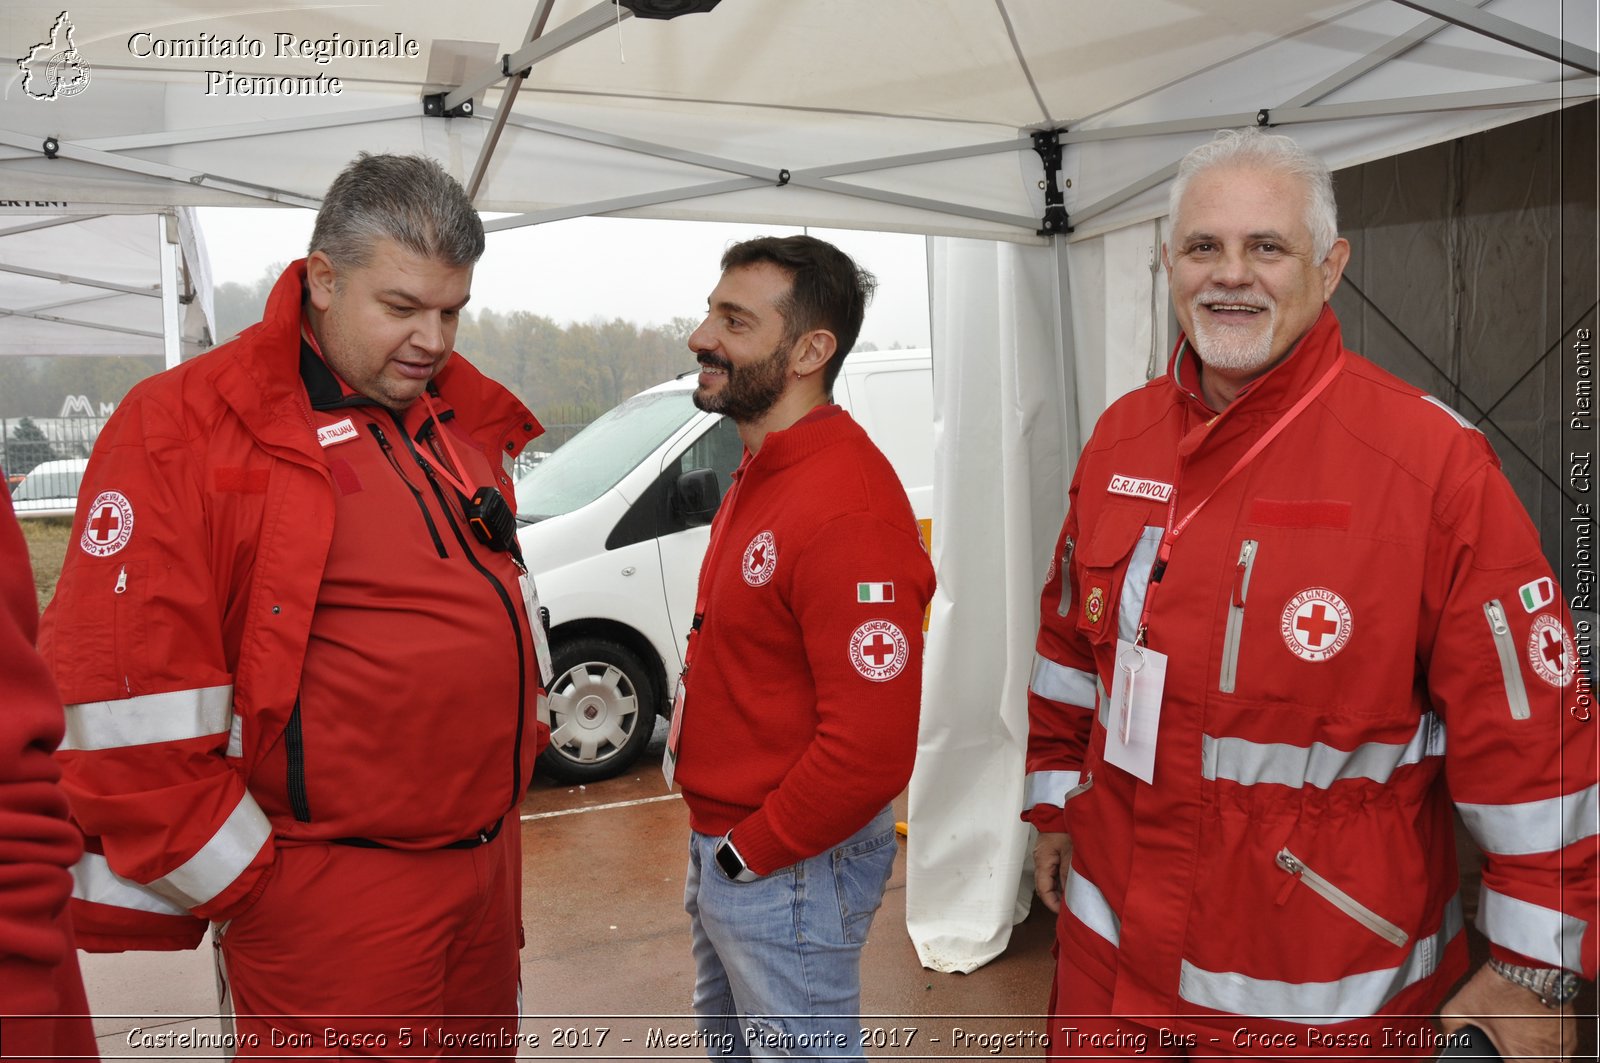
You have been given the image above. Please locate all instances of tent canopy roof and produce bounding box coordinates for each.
[3,0,1594,243]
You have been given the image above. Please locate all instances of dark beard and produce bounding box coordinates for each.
[692,340,791,423]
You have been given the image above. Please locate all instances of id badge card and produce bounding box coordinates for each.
[519,573,555,688]
[1103,638,1167,784]
[662,674,687,790]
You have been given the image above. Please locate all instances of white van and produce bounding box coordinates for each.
[515,349,933,781]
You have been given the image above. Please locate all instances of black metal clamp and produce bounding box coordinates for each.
[1032,128,1071,237]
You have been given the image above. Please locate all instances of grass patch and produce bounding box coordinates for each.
[19,517,74,614]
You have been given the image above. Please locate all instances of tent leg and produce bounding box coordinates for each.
[159,213,182,369]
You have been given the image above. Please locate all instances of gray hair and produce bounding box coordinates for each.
[309,153,485,269]
[1168,129,1338,263]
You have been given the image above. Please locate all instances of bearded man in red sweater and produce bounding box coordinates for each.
[670,235,936,1060]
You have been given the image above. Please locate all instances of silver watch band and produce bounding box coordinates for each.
[1488,958,1581,1007]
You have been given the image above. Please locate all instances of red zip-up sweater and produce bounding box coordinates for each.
[676,406,935,875]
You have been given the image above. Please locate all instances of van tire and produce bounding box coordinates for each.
[537,637,659,784]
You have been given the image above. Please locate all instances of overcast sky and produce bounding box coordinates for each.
[195,208,933,352]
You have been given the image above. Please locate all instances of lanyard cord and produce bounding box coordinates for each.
[417,392,475,498]
[1135,352,1346,645]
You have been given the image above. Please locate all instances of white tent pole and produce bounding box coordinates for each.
[1283,0,1498,108]
[467,0,559,200]
[0,129,321,209]
[0,263,157,298]
[443,1,629,114]
[0,307,161,340]
[484,177,770,229]
[1390,0,1600,75]
[74,106,418,154]
[159,213,182,370]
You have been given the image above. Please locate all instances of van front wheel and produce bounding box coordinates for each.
[537,637,659,784]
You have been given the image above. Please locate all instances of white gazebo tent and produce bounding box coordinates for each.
[0,210,212,366]
[2,0,1593,973]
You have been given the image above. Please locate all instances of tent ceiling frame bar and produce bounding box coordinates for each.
[0,129,321,209]
[443,1,629,114]
[489,108,1040,231]
[0,262,158,298]
[0,306,162,340]
[1282,0,1496,109]
[483,177,770,229]
[497,109,773,179]
[73,106,418,153]
[0,215,105,239]
[784,174,1039,230]
[1269,78,1595,123]
[799,137,1038,179]
[1389,0,1600,76]
[15,290,126,316]
[466,0,558,200]
[1067,4,1578,231]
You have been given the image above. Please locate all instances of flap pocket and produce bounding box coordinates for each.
[1075,504,1163,645]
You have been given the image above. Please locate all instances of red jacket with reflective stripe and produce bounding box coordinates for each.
[39,261,541,951]
[0,491,99,1055]
[1025,306,1596,1023]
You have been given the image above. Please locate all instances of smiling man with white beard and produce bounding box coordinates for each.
[1023,129,1594,1060]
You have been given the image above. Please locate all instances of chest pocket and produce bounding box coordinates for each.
[1074,503,1163,648]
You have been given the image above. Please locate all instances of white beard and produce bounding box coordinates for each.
[1189,295,1276,373]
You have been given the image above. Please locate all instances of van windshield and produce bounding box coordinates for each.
[516,389,699,520]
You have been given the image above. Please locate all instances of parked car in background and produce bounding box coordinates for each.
[516,349,935,782]
[10,457,90,519]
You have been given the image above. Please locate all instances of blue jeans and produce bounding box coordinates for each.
[685,806,898,1061]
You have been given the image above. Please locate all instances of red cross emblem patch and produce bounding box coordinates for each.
[849,619,910,682]
[1527,614,1577,688]
[79,490,134,558]
[742,530,777,587]
[1280,587,1353,663]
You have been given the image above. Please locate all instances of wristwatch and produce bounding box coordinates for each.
[1488,958,1582,1008]
[713,833,759,882]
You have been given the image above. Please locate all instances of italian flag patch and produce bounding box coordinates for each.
[857,582,895,603]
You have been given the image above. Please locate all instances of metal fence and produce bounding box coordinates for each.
[2,416,106,483]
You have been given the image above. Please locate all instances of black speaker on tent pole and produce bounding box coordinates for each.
[616,0,722,19]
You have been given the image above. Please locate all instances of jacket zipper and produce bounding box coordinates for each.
[1483,600,1531,720]
[284,696,311,822]
[1056,535,1076,617]
[1219,539,1259,693]
[369,422,449,559]
[1275,847,1408,947]
[397,415,531,813]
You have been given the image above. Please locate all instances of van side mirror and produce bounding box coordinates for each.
[674,468,722,526]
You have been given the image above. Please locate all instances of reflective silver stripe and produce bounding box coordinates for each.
[1477,885,1588,971]
[227,714,243,758]
[1458,785,1600,857]
[61,685,234,751]
[1117,527,1165,644]
[71,851,192,917]
[148,793,271,910]
[1023,770,1082,809]
[1096,675,1109,729]
[1202,713,1446,788]
[1029,655,1097,709]
[1422,394,1481,433]
[1063,866,1121,947]
[1179,894,1463,1021]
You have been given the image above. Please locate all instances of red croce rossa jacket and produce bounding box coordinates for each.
[40,261,545,951]
[1025,305,1597,1026]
